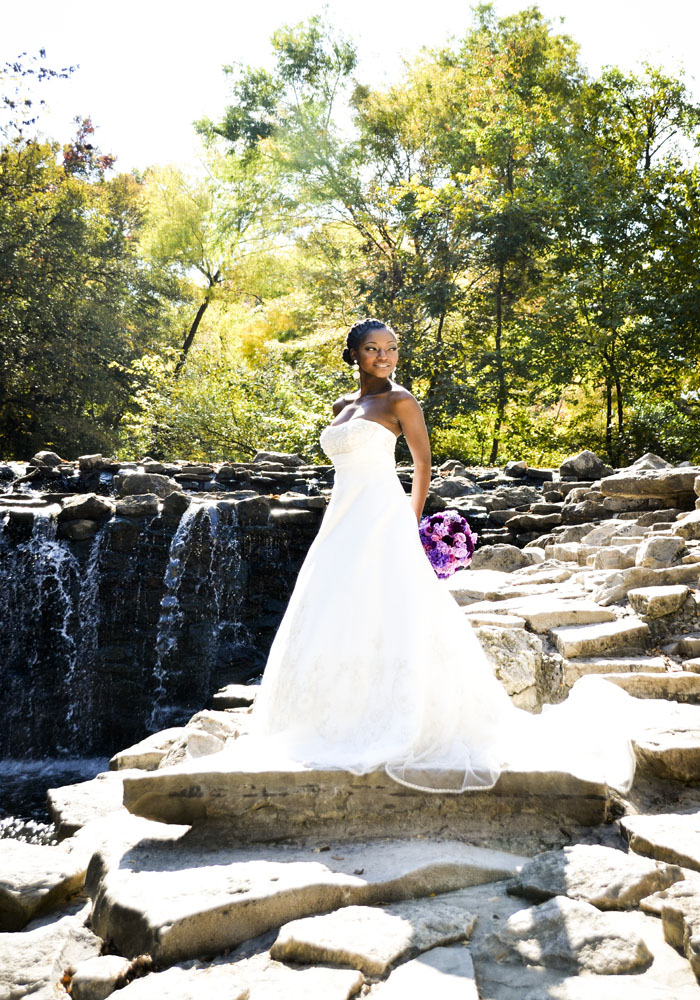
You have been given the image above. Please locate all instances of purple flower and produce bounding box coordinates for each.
[418,509,478,579]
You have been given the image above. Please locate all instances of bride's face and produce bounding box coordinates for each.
[353,328,398,378]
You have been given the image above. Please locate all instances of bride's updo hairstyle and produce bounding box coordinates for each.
[342,318,394,366]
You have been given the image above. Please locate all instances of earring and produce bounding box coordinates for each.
[352,362,360,380]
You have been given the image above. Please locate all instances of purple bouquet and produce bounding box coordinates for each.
[419,509,478,579]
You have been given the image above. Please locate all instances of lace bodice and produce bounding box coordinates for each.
[320,419,397,463]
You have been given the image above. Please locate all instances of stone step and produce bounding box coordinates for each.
[563,656,671,687]
[621,811,700,873]
[122,757,618,842]
[463,596,615,632]
[600,672,700,704]
[86,834,525,965]
[211,683,259,709]
[550,618,650,659]
[631,701,700,782]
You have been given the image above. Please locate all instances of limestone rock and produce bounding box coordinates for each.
[211,683,259,709]
[369,945,477,999]
[593,562,700,606]
[110,728,188,771]
[0,902,102,1000]
[508,844,683,911]
[592,545,637,570]
[114,951,361,1000]
[78,453,103,470]
[429,476,479,498]
[88,838,522,964]
[475,626,542,708]
[253,450,304,467]
[158,729,225,769]
[271,894,476,975]
[550,618,649,658]
[660,884,700,980]
[0,839,87,930]
[472,596,614,632]
[560,450,612,480]
[115,493,161,518]
[674,510,700,541]
[71,954,134,1000]
[440,459,469,476]
[601,467,700,502]
[31,449,64,467]
[161,491,191,516]
[504,512,562,533]
[632,452,671,471]
[464,612,527,629]
[48,769,142,838]
[562,655,669,687]
[635,534,686,568]
[57,493,115,522]
[628,584,689,618]
[632,701,700,781]
[621,810,700,871]
[505,460,528,477]
[470,543,531,572]
[446,569,513,604]
[490,895,653,974]
[57,518,101,541]
[114,471,182,499]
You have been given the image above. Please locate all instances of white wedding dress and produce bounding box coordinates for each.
[247,419,637,794]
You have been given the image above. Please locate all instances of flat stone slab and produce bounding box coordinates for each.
[621,810,700,872]
[88,837,526,964]
[508,844,682,910]
[70,954,134,1000]
[446,570,513,604]
[109,727,186,771]
[0,902,101,1000]
[632,701,700,781]
[114,952,363,1000]
[550,618,649,658]
[271,892,476,975]
[464,597,615,632]
[48,769,142,838]
[463,611,527,629]
[369,944,477,999]
[211,683,259,709]
[489,895,653,974]
[628,584,689,618]
[563,656,670,687]
[0,839,87,931]
[122,757,618,840]
[602,671,700,703]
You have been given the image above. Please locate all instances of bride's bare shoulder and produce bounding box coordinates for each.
[389,384,422,413]
[332,392,357,416]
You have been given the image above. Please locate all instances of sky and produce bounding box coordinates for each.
[2,0,699,173]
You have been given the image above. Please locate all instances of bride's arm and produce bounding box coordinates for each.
[395,396,432,522]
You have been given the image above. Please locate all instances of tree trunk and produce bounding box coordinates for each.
[173,269,220,378]
[489,265,507,466]
[604,374,613,463]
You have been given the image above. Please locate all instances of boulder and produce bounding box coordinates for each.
[252,450,304,467]
[559,450,613,480]
[505,460,528,477]
[470,544,531,573]
[161,491,191,516]
[621,810,700,872]
[601,467,700,503]
[372,944,478,999]
[635,534,686,568]
[57,518,101,541]
[78,453,103,470]
[631,452,671,471]
[504,512,562,533]
[211,683,259,709]
[114,471,182,499]
[110,728,188,771]
[270,894,476,975]
[440,459,469,477]
[490,895,652,974]
[57,493,115,522]
[31,449,64,467]
[508,844,683,911]
[491,484,543,507]
[675,510,700,541]
[632,701,700,782]
[628,585,689,618]
[429,476,479,498]
[115,493,161,518]
[475,627,542,709]
[660,885,700,981]
[0,840,87,930]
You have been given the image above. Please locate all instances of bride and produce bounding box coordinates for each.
[247,318,636,794]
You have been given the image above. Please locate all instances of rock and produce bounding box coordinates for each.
[276,491,326,509]
[550,618,649,658]
[114,471,182,499]
[78,453,103,470]
[110,727,188,771]
[490,895,652,974]
[592,562,700,606]
[635,534,686,568]
[470,544,531,572]
[114,952,361,1000]
[559,450,613,480]
[562,656,670,687]
[0,902,102,1000]
[492,484,543,507]
[628,585,689,618]
[504,512,562,533]
[0,839,87,930]
[233,495,271,525]
[440,459,469,476]
[602,671,700,702]
[592,545,637,570]
[269,508,319,526]
[57,518,101,540]
[271,893,476,975]
[548,542,596,565]
[601,467,700,503]
[581,521,628,545]
[505,460,528,477]
[631,452,671,470]
[471,597,615,632]
[48,769,142,838]
[161,491,191,516]
[57,493,115,522]
[446,569,513,604]
[31,449,64,467]
[71,954,134,1000]
[464,612,527,629]
[660,884,700,981]
[508,844,683,911]
[158,729,226,768]
[674,510,700,541]
[621,810,700,872]
[211,683,259,709]
[475,626,542,708]
[115,493,161,518]
[370,944,477,998]
[88,837,522,964]
[632,701,700,781]
[429,476,479,498]
[561,500,610,524]
[253,450,304,467]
